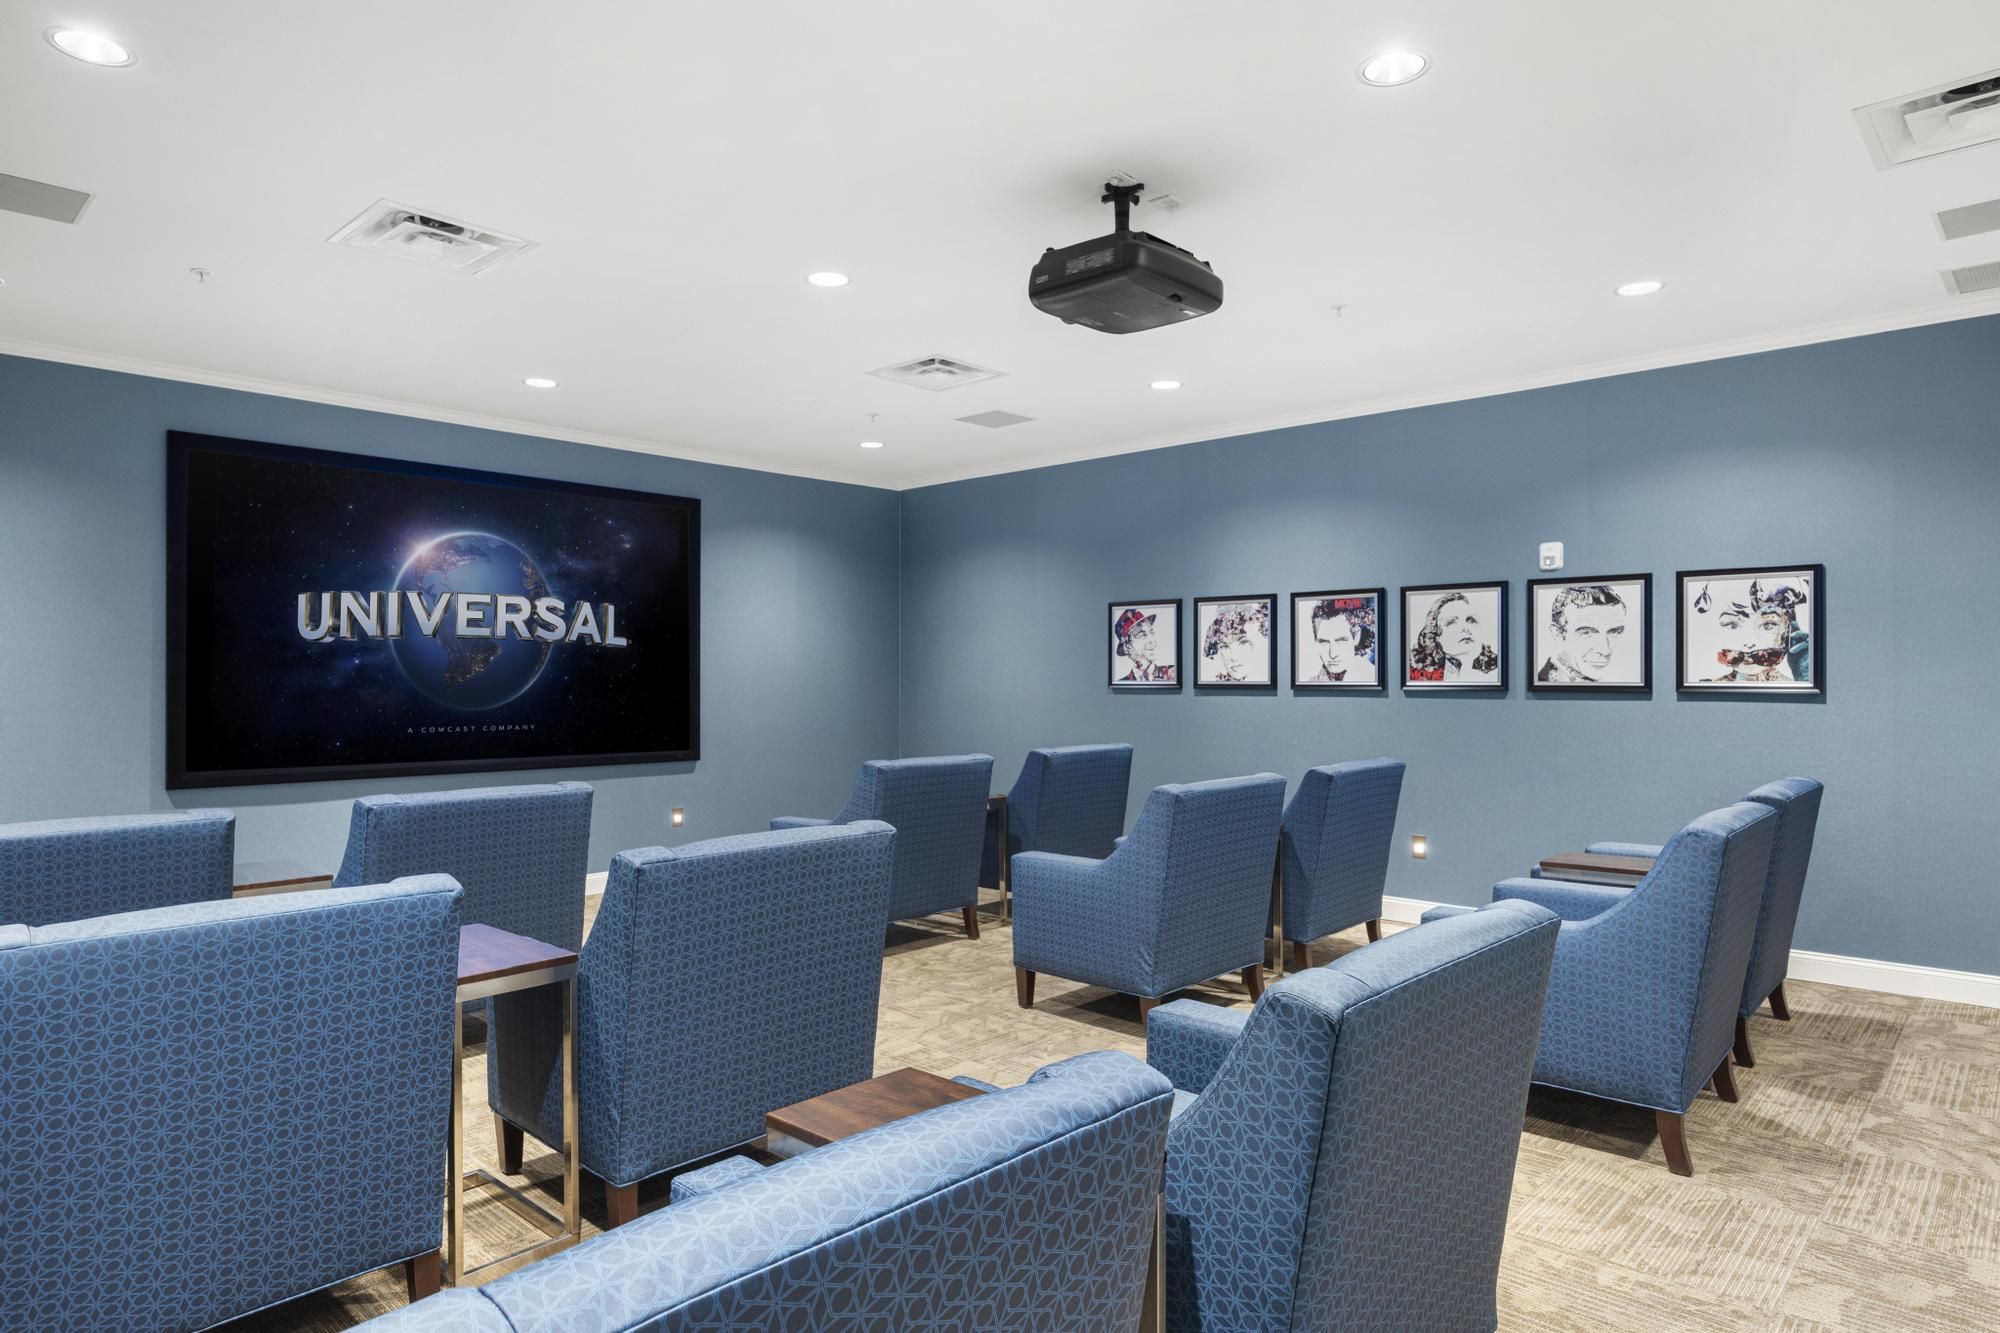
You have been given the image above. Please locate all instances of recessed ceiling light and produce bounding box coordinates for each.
[45,27,134,67]
[1615,280,1665,297]
[1150,380,1182,390]
[523,377,559,389]
[806,272,851,288]
[1358,50,1427,87]
[859,440,885,449]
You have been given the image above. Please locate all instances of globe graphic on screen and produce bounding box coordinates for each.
[390,532,554,710]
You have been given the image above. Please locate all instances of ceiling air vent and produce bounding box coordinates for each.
[0,171,92,224]
[956,410,1036,429]
[1854,67,2000,169]
[1943,261,2000,297]
[1937,197,2000,241]
[868,356,1007,392]
[328,199,536,275]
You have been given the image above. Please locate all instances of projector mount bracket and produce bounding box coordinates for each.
[1100,181,1145,235]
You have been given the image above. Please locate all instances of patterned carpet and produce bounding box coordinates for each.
[226,897,2000,1331]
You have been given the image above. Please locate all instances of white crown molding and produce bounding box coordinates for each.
[0,335,895,492]
[895,297,2000,492]
[1382,896,2000,1009]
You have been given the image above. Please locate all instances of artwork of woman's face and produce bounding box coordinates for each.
[1715,604,1790,666]
[1436,596,1482,660]
[1218,630,1257,678]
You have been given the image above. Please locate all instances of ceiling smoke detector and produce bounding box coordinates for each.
[868,356,1007,392]
[328,199,536,275]
[1854,67,2000,169]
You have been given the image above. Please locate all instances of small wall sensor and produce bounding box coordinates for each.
[670,807,685,828]
[1538,542,1564,571]
[1411,834,1429,860]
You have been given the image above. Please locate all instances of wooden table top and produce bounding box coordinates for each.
[458,924,578,988]
[232,860,331,896]
[766,1067,985,1150]
[1537,851,1656,879]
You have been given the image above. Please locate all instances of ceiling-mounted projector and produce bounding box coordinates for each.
[1029,181,1222,334]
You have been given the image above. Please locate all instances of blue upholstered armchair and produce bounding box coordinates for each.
[334,781,592,951]
[1146,901,1559,1333]
[1277,759,1405,970]
[1,878,463,1332]
[1587,778,1824,1066]
[772,753,993,936]
[373,1051,1172,1333]
[1426,801,1778,1175]
[980,743,1135,893]
[487,822,896,1226]
[1012,773,1288,1021]
[0,809,234,927]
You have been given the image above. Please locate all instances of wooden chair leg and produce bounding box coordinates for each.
[1138,996,1160,1024]
[1241,963,1265,1001]
[605,1181,639,1229]
[961,905,980,940]
[1291,940,1311,972]
[1656,1111,1693,1176]
[1734,1016,1755,1069]
[1710,1053,1740,1103]
[495,1114,523,1174]
[1014,967,1035,1009]
[1768,982,1791,1021]
[403,1250,441,1302]
[1365,918,1382,942]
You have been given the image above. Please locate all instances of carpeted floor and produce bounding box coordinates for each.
[227,897,2000,1331]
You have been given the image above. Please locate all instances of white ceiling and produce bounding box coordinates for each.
[4,1,1999,490]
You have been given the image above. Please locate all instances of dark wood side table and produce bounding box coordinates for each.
[231,860,331,897]
[449,925,580,1285]
[1535,851,1655,886]
[765,1067,1164,1333]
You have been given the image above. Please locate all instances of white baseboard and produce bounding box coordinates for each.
[586,870,608,897]
[1380,895,2000,1009]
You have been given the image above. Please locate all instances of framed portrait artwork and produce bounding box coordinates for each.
[1108,599,1182,689]
[1528,574,1651,692]
[1193,594,1277,688]
[1676,565,1823,695]
[1401,582,1507,691]
[1291,588,1385,690]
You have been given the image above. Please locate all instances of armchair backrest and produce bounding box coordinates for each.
[835,755,993,920]
[1009,744,1134,860]
[1162,901,1559,1333]
[335,781,591,950]
[1118,773,1287,984]
[0,809,234,927]
[1740,777,1823,1013]
[0,878,462,1333]
[550,823,894,1186]
[374,1051,1174,1333]
[1278,759,1405,941]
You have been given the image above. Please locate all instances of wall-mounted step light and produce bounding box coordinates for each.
[1411,834,1429,860]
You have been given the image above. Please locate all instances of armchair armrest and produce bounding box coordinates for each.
[1492,876,1632,922]
[668,1154,766,1204]
[1419,904,1477,923]
[1145,999,1250,1095]
[1584,841,1663,859]
[769,816,834,831]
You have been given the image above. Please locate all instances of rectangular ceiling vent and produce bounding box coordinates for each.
[868,356,1007,392]
[328,199,536,275]
[1943,261,2000,297]
[1937,198,2000,241]
[0,172,93,224]
[1854,68,2000,169]
[956,410,1036,428]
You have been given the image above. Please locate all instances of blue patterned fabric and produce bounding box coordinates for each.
[771,755,993,922]
[1,878,462,1333]
[1489,877,1635,923]
[376,1051,1173,1333]
[1147,902,1559,1333]
[1502,802,1777,1113]
[1278,759,1405,947]
[981,744,1135,886]
[489,822,895,1190]
[1012,773,1287,1000]
[1583,840,1665,859]
[668,1154,765,1204]
[334,781,591,953]
[0,809,234,927]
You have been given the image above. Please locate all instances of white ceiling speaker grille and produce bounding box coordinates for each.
[0,172,93,224]
[1937,198,2000,242]
[328,199,536,275]
[956,410,1035,428]
[1854,68,2000,169]
[868,356,1007,392]
[1943,261,2000,296]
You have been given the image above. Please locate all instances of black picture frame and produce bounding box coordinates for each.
[166,430,701,788]
[1192,594,1279,689]
[1108,599,1183,690]
[1675,564,1825,696]
[1290,588,1387,690]
[1527,574,1653,693]
[1400,581,1509,692]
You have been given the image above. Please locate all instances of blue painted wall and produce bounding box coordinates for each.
[0,354,901,874]
[899,315,2000,974]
